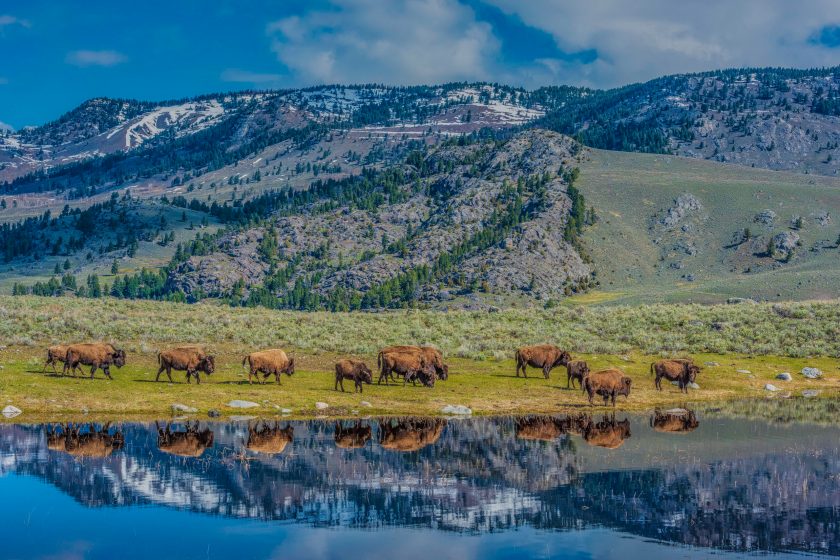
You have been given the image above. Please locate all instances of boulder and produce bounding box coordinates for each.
[775,372,792,381]
[360,401,372,408]
[441,404,472,415]
[281,408,292,414]
[704,361,720,367]
[207,409,221,418]
[754,209,776,226]
[315,402,329,410]
[171,403,198,414]
[2,405,22,419]
[764,384,780,392]
[772,231,800,254]
[802,389,821,398]
[801,367,823,379]
[227,400,260,409]
[736,369,751,374]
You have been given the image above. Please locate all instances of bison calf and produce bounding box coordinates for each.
[565,360,590,389]
[583,368,632,407]
[43,344,70,374]
[515,344,571,379]
[335,359,373,393]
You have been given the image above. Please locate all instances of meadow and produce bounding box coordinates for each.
[0,296,837,421]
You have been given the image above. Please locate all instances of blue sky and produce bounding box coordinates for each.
[1,0,840,129]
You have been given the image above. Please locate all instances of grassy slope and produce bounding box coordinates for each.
[578,149,840,304]
[0,296,837,420]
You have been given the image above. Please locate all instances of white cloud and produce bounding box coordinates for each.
[0,15,30,29]
[483,0,840,88]
[65,49,127,68]
[221,68,283,84]
[267,0,499,85]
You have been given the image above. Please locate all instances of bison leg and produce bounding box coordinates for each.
[103,366,113,380]
[335,376,342,392]
[356,379,363,393]
[543,365,551,379]
[655,375,661,391]
[90,365,97,379]
[155,364,166,382]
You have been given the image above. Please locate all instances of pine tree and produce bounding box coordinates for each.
[111,259,119,275]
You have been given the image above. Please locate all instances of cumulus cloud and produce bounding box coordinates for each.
[267,0,499,85]
[65,49,127,67]
[221,68,283,84]
[483,0,840,88]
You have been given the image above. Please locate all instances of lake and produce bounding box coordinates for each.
[0,411,837,559]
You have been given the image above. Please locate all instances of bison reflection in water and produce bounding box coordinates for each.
[246,421,294,454]
[650,409,699,433]
[515,414,589,441]
[582,415,632,449]
[334,422,372,449]
[46,423,125,458]
[379,418,446,452]
[156,421,214,458]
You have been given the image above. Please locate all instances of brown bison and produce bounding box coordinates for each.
[48,423,125,458]
[157,346,215,384]
[334,422,372,449]
[378,345,449,381]
[515,415,569,441]
[582,415,631,449]
[156,421,214,458]
[43,344,70,374]
[583,368,632,406]
[650,359,700,392]
[379,418,446,452]
[515,344,571,379]
[335,359,373,392]
[246,421,294,454]
[565,360,590,389]
[242,349,295,384]
[377,351,436,387]
[650,409,699,433]
[63,343,126,379]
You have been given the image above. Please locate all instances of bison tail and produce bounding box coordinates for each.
[377,351,383,369]
[649,363,655,375]
[241,356,248,368]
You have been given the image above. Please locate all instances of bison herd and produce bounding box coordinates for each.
[39,341,703,406]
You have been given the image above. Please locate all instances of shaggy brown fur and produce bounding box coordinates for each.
[378,346,449,381]
[514,344,571,379]
[650,360,700,392]
[63,343,126,379]
[377,351,436,387]
[583,368,632,406]
[583,416,631,449]
[335,359,373,392]
[379,418,446,452]
[43,344,70,374]
[242,349,295,385]
[650,409,699,433]
[565,360,590,389]
[246,421,294,454]
[157,346,215,384]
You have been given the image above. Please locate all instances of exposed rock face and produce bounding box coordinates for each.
[660,194,703,228]
[772,231,800,253]
[754,209,777,226]
[166,130,593,309]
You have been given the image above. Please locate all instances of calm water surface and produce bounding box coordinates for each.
[0,412,837,559]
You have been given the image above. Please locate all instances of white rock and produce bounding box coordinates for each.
[171,403,197,413]
[775,372,792,381]
[315,402,329,410]
[764,384,780,392]
[704,362,720,367]
[360,401,372,408]
[737,369,751,374]
[281,408,292,414]
[801,367,823,379]
[688,382,700,390]
[802,389,821,398]
[2,405,22,418]
[227,400,259,409]
[441,404,472,415]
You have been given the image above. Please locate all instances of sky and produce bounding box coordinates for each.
[1,0,840,129]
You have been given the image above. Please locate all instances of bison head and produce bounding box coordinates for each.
[557,350,572,367]
[113,349,127,367]
[620,377,632,396]
[687,365,700,383]
[201,355,216,375]
[359,364,373,384]
[437,363,449,381]
[284,357,295,376]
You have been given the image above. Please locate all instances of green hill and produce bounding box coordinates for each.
[577,149,840,304]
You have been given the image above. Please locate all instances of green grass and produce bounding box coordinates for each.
[578,149,840,304]
[0,296,837,421]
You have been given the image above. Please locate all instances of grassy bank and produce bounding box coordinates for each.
[0,296,837,420]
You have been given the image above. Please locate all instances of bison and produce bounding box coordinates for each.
[582,415,631,449]
[565,360,590,389]
[650,409,699,433]
[242,349,295,385]
[650,359,700,392]
[157,346,215,384]
[515,344,571,379]
[63,343,126,379]
[378,346,449,382]
[583,368,632,406]
[156,421,214,458]
[379,418,446,452]
[246,421,294,454]
[335,359,373,393]
[43,344,70,374]
[377,351,436,387]
[515,415,568,441]
[47,423,125,458]
[334,422,372,449]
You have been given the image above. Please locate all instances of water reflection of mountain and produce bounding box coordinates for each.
[0,415,837,556]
